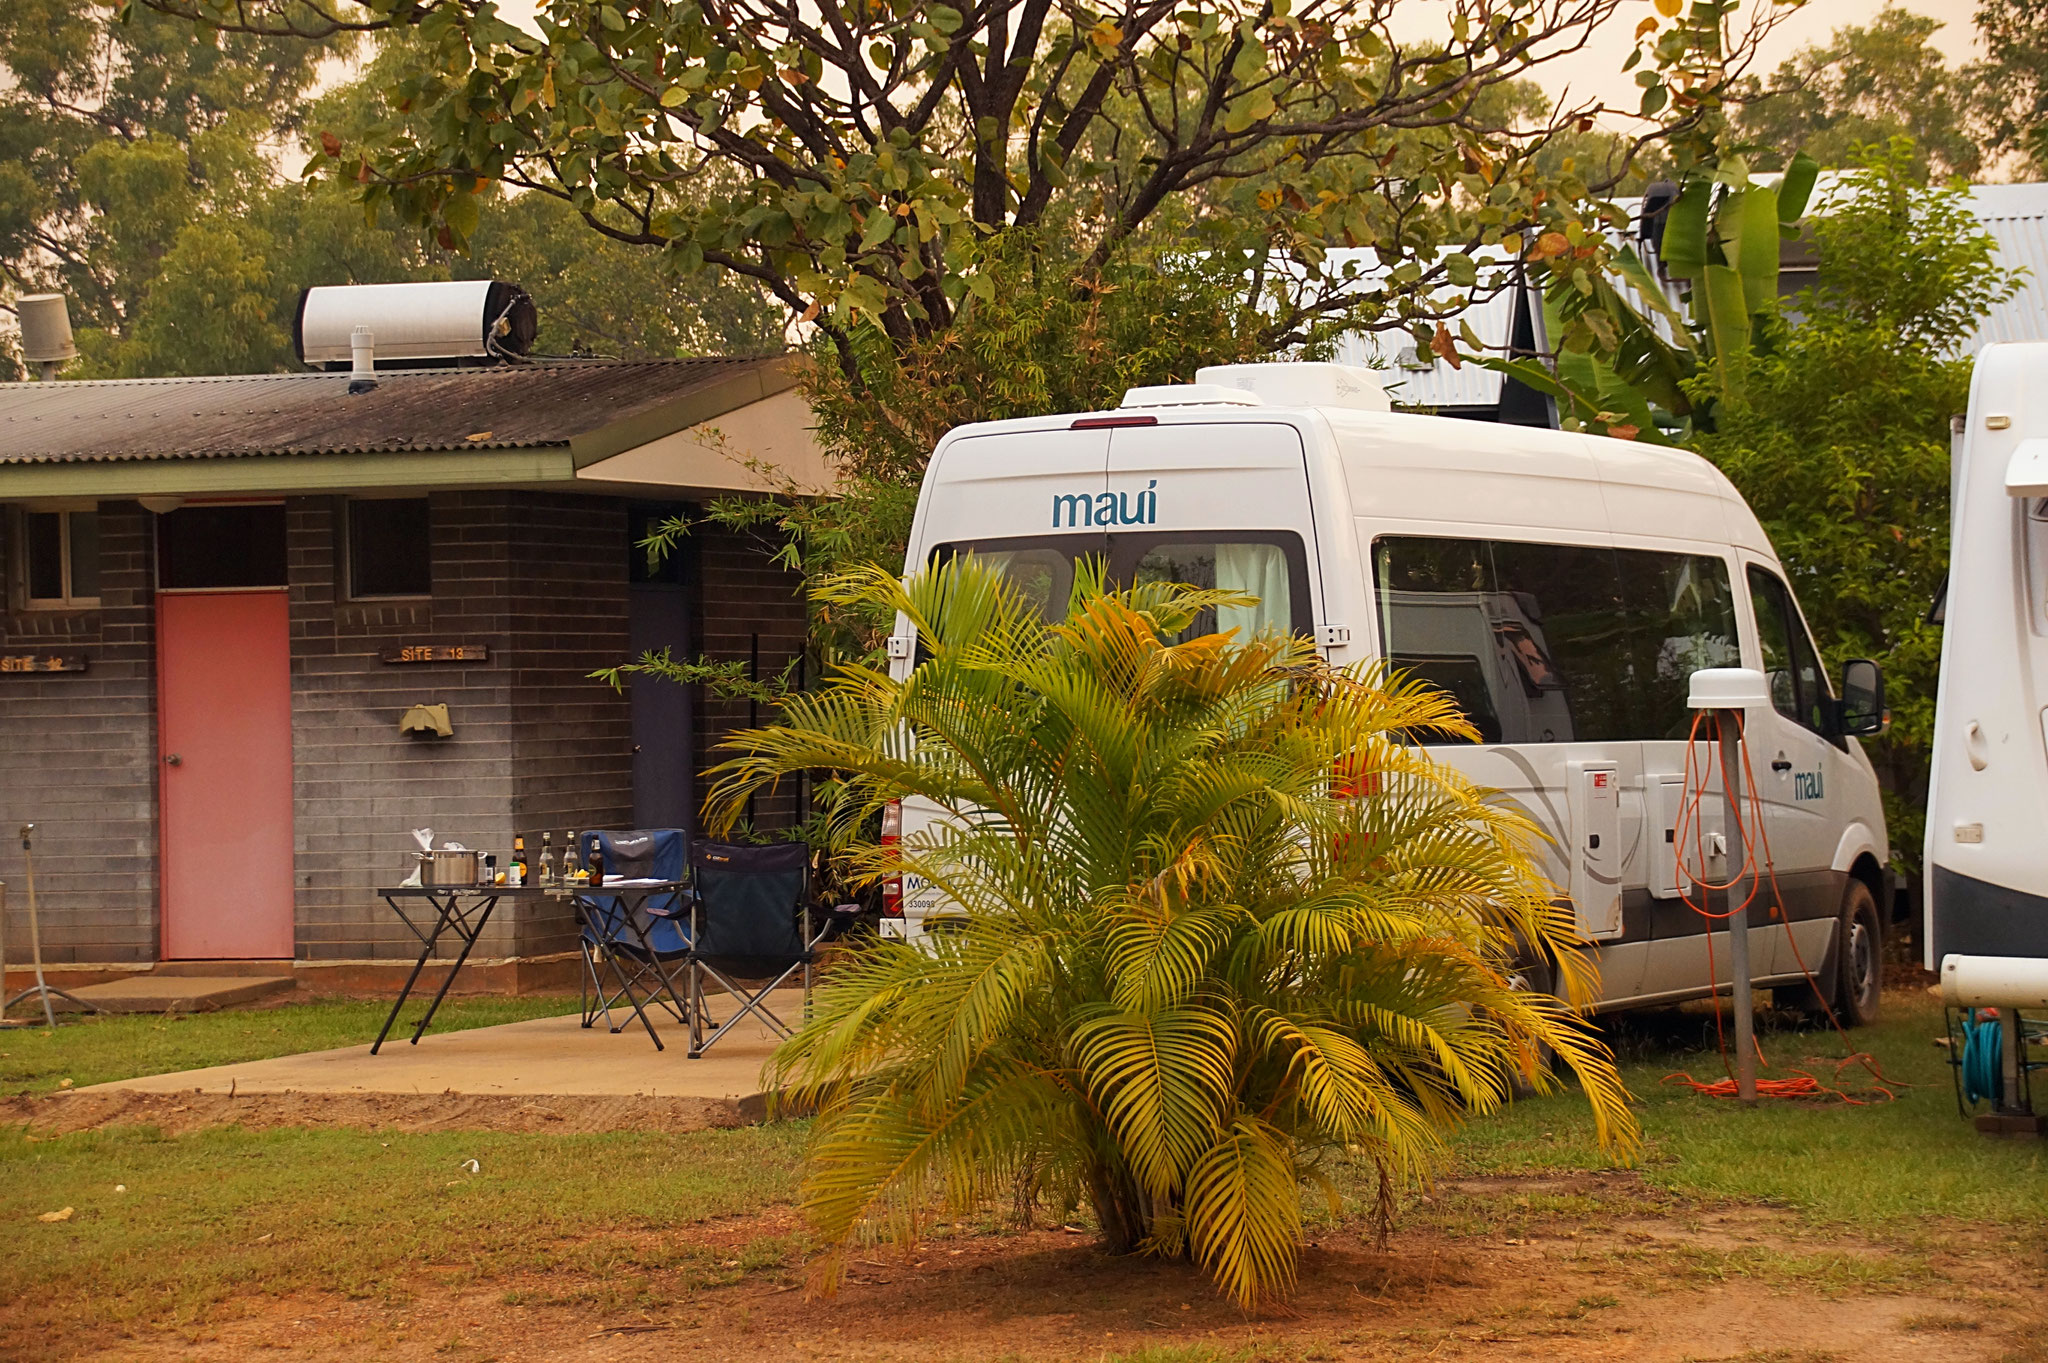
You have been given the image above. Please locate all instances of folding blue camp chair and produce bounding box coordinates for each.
[679,840,823,1059]
[575,829,692,1043]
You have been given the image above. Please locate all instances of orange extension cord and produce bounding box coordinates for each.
[1659,710,1903,1104]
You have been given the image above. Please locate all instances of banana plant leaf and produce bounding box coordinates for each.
[1725,186,1783,318]
[1658,179,1713,279]
[1540,267,1696,418]
[1475,353,1676,446]
[1699,263,1753,398]
[1777,151,1820,227]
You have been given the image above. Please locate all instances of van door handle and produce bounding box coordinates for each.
[1770,754,1792,772]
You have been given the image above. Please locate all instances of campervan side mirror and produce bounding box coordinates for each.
[1837,659,1886,738]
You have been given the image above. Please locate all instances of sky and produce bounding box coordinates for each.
[1491,0,1983,116]
[307,0,1992,179]
[473,1,1986,120]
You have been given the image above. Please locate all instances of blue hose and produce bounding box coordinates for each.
[1962,1010,2004,1107]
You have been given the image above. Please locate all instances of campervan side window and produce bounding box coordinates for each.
[1746,566,1832,735]
[930,532,1311,640]
[1373,536,1739,744]
[1620,548,1744,738]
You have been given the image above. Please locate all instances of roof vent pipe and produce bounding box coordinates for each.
[18,293,77,382]
[348,327,378,394]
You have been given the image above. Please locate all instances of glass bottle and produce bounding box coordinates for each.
[563,831,581,882]
[538,831,556,887]
[510,835,527,887]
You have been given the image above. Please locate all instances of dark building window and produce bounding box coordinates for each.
[159,504,287,590]
[1373,535,1740,744]
[628,502,689,586]
[347,498,432,598]
[19,508,101,607]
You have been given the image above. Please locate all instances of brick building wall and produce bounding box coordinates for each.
[289,490,636,962]
[0,503,157,961]
[0,487,808,972]
[0,503,159,964]
[505,492,633,958]
[288,492,520,961]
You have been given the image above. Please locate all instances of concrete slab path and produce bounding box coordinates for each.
[61,975,295,1014]
[79,998,795,1104]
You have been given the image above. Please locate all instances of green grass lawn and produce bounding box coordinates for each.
[1442,988,2048,1231]
[0,994,580,1096]
[5,988,2043,1345]
[1,1120,807,1337]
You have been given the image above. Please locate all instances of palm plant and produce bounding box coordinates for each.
[704,558,1638,1308]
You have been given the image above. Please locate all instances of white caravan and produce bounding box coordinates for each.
[1925,341,2048,964]
[885,362,1891,1018]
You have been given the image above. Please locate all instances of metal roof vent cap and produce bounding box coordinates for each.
[1119,382,1264,408]
[18,293,76,381]
[348,327,378,395]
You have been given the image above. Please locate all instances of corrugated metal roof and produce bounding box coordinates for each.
[0,356,784,465]
[1330,286,1517,410]
[1965,183,2048,351]
[1325,181,2048,413]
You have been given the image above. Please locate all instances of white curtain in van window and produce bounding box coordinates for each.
[1215,543,1290,638]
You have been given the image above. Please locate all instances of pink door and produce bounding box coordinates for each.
[158,591,295,959]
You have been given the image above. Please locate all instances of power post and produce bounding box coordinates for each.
[1687,668,1773,1107]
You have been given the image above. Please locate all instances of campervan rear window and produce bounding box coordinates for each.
[931,532,1312,641]
[1373,536,1740,744]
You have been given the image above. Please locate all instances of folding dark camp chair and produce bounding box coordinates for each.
[680,840,824,1059]
[575,829,692,1043]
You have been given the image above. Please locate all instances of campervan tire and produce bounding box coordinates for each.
[1833,879,1883,1028]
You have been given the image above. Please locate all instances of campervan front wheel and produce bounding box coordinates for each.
[1834,880,1884,1028]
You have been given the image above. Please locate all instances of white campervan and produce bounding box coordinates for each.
[1925,340,2048,964]
[884,362,1891,1019]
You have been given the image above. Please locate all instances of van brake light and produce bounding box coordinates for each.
[880,800,904,917]
[1070,415,1159,430]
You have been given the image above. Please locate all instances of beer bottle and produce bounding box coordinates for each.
[510,835,527,887]
[538,832,556,887]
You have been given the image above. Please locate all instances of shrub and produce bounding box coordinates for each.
[707,559,1637,1307]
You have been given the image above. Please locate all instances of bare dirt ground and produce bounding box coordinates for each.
[38,1173,2048,1363]
[0,1089,745,1136]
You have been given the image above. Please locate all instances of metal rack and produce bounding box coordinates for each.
[1945,1005,2048,1133]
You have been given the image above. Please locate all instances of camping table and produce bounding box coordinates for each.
[371,884,551,1054]
[569,880,691,1050]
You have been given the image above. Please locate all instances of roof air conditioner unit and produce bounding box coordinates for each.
[1119,382,1264,408]
[293,280,537,369]
[1195,361,1391,411]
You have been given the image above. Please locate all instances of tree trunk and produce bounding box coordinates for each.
[1083,1157,1150,1256]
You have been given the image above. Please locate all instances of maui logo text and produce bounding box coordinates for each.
[1052,481,1158,528]
[1793,768,1825,801]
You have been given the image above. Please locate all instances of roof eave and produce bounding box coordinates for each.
[0,445,577,499]
[567,356,798,470]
